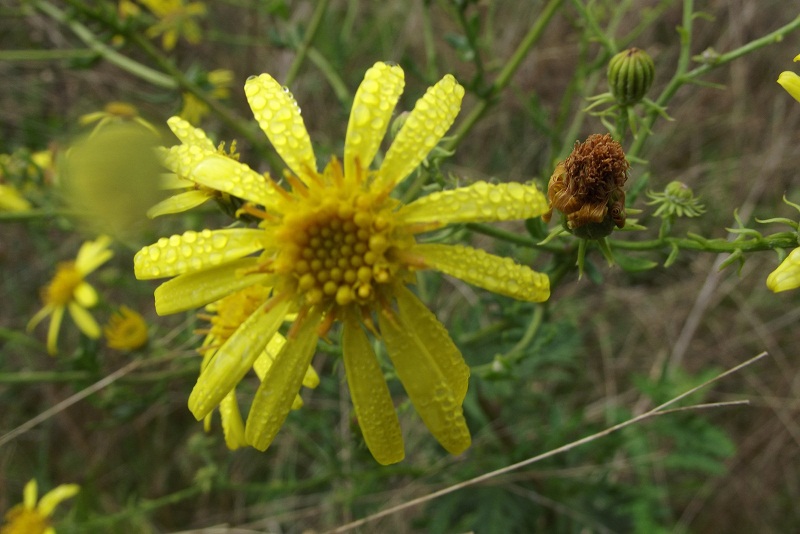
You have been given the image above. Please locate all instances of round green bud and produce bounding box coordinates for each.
[607,48,655,106]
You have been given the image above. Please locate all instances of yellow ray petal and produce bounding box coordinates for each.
[218,389,247,449]
[47,305,65,355]
[777,71,800,103]
[245,307,322,451]
[23,479,38,509]
[147,189,213,218]
[37,484,80,517]
[73,281,98,308]
[394,284,469,403]
[166,115,216,150]
[376,74,464,191]
[154,257,272,315]
[189,154,281,209]
[134,228,266,280]
[68,301,101,338]
[344,62,404,185]
[75,235,113,274]
[342,308,404,465]
[413,243,550,302]
[398,181,549,232]
[162,143,215,176]
[377,308,471,455]
[188,298,291,419]
[245,73,318,184]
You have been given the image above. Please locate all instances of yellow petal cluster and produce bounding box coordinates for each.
[1,479,79,534]
[777,53,800,103]
[134,62,550,464]
[28,235,113,355]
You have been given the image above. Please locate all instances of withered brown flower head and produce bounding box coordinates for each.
[543,133,629,239]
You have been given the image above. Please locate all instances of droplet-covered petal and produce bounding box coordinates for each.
[767,247,800,292]
[414,243,550,302]
[162,143,215,177]
[154,257,272,315]
[394,285,469,403]
[342,309,404,465]
[190,154,281,209]
[166,116,216,150]
[245,307,322,451]
[245,73,317,183]
[134,229,266,280]
[188,298,291,419]
[377,309,471,455]
[398,181,549,231]
[344,62,404,184]
[377,74,464,190]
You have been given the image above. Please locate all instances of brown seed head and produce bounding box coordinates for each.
[543,133,629,237]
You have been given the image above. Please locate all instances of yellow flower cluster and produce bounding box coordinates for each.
[1,479,78,534]
[134,62,551,464]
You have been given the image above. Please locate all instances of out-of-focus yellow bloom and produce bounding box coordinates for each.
[1,479,79,534]
[79,102,158,137]
[104,306,149,350]
[179,69,234,124]
[767,247,800,292]
[134,62,550,464]
[140,0,206,51]
[0,183,31,212]
[777,53,800,103]
[197,285,319,449]
[28,235,113,355]
[61,123,164,239]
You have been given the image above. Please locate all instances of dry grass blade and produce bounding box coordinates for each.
[328,351,769,533]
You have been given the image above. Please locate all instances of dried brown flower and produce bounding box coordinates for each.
[543,133,629,239]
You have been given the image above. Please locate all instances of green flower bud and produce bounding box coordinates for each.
[607,48,655,106]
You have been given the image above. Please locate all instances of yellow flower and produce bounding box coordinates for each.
[134,62,550,464]
[777,53,800,103]
[140,0,206,51]
[0,183,31,212]
[1,479,79,534]
[79,102,158,137]
[28,235,113,355]
[197,285,319,450]
[179,69,235,124]
[104,306,149,350]
[767,247,800,292]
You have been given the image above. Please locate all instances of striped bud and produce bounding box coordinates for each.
[607,48,655,106]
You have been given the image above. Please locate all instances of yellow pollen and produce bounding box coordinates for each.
[43,262,83,306]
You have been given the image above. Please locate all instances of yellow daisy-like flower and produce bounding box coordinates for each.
[777,53,800,103]
[134,62,550,464]
[28,235,114,355]
[104,305,149,350]
[197,285,319,450]
[1,479,79,534]
[140,0,206,51]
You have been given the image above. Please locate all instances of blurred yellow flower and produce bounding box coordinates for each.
[0,183,31,212]
[777,53,800,103]
[28,235,113,355]
[140,0,206,51]
[1,479,79,534]
[197,285,319,450]
[79,102,158,136]
[767,247,800,292]
[134,62,550,464]
[179,69,234,124]
[104,305,149,350]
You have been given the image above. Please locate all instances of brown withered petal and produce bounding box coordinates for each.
[544,133,629,235]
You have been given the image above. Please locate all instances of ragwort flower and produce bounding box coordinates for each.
[134,62,550,464]
[1,479,79,534]
[777,53,800,102]
[28,235,113,355]
[104,305,149,350]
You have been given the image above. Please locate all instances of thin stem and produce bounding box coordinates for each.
[284,0,331,87]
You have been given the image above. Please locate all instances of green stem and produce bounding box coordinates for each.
[0,49,98,61]
[307,46,351,107]
[33,1,177,89]
[284,0,330,87]
[443,0,565,152]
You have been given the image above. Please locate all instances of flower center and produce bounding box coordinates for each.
[43,262,83,306]
[273,191,407,308]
